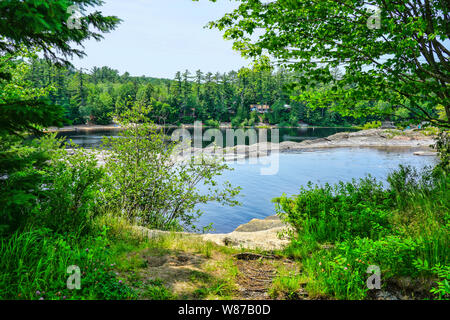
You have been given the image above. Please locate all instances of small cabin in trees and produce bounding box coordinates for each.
[250,104,270,113]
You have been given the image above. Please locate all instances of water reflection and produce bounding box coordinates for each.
[57,127,359,149]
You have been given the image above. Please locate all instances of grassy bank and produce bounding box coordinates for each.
[1,164,448,300]
[273,165,449,300]
[0,216,301,300]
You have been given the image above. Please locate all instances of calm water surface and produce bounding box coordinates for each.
[56,128,436,234]
[196,149,437,233]
[57,127,359,148]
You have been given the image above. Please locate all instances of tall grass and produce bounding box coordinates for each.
[0,227,136,300]
[274,165,449,300]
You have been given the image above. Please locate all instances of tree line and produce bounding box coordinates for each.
[26,59,380,128]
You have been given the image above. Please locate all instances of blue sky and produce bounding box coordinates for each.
[71,0,248,79]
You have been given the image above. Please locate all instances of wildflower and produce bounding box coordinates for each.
[39,297,44,301]
[36,291,41,296]
[63,296,66,300]
[344,267,348,270]
[119,280,123,284]
[319,262,322,266]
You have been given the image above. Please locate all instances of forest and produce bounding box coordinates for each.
[0,0,448,303]
[27,59,380,128]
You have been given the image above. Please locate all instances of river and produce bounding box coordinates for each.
[56,128,437,233]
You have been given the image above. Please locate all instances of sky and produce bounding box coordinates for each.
[71,0,249,79]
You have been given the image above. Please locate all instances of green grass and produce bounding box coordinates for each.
[0,227,136,300]
[274,165,449,300]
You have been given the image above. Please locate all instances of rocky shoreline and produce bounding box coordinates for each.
[84,128,437,165]
[132,215,291,251]
[185,129,437,163]
[74,129,438,251]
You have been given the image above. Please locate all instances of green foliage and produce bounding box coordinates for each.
[101,104,241,231]
[204,119,220,128]
[0,0,120,134]
[414,260,450,300]
[274,177,392,243]
[0,227,136,300]
[25,58,370,127]
[0,0,121,66]
[434,130,450,172]
[208,0,450,128]
[0,133,104,235]
[362,121,382,130]
[0,134,63,234]
[275,166,449,299]
[0,52,65,135]
[32,149,105,235]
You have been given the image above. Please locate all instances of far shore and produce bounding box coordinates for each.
[71,128,437,168]
[44,123,359,133]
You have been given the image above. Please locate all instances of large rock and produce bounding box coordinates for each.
[202,215,292,251]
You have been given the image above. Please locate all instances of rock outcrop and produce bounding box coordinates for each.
[202,216,292,251]
[130,215,292,251]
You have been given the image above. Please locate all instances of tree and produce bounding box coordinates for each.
[207,0,450,127]
[101,104,240,231]
[0,1,120,233]
[0,0,120,134]
[0,0,121,67]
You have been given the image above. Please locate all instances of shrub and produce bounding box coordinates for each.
[231,117,241,128]
[0,228,136,300]
[274,177,392,243]
[33,150,104,234]
[276,166,449,299]
[362,121,382,129]
[0,134,63,235]
[101,104,240,231]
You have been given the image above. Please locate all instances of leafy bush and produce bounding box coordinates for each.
[0,134,64,235]
[102,105,240,231]
[275,166,449,299]
[274,177,392,243]
[362,121,382,129]
[231,117,242,128]
[434,130,449,172]
[414,260,450,300]
[33,150,104,234]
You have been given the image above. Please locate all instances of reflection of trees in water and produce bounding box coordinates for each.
[56,127,360,149]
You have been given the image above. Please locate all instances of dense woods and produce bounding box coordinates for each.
[26,59,382,127]
[0,0,448,302]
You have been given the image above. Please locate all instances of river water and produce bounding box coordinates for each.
[56,128,437,233]
[196,148,436,233]
[56,127,359,148]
